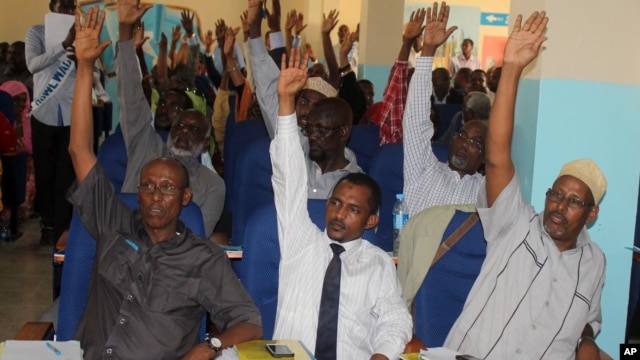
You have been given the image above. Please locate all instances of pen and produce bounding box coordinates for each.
[46,342,62,356]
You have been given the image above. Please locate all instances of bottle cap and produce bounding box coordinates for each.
[395,194,404,200]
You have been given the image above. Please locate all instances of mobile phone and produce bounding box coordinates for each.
[455,355,482,360]
[266,344,295,358]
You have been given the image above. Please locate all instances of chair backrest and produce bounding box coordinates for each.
[223,118,269,211]
[96,127,127,193]
[346,124,380,173]
[230,137,273,248]
[57,193,206,341]
[240,199,377,339]
[434,104,463,141]
[413,209,486,347]
[368,143,403,252]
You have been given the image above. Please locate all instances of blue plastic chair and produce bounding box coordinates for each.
[57,193,206,341]
[240,199,378,339]
[346,124,380,173]
[413,209,486,347]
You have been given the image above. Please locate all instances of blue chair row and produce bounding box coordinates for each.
[240,199,379,339]
[369,142,449,251]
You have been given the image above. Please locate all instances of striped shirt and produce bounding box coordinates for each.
[403,56,483,216]
[445,174,605,359]
[271,113,412,359]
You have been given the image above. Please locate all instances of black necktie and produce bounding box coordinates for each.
[315,243,345,360]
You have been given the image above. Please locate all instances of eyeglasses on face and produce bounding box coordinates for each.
[174,121,201,134]
[157,101,182,113]
[138,182,186,196]
[453,132,483,152]
[301,125,345,138]
[545,189,594,209]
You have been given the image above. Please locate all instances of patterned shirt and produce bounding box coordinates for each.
[378,60,409,146]
[403,56,483,216]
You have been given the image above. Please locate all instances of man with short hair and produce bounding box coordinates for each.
[117,0,224,236]
[247,0,361,199]
[403,4,486,217]
[445,11,606,359]
[431,67,463,104]
[25,0,77,246]
[449,38,481,74]
[435,91,492,145]
[68,8,262,359]
[0,42,32,88]
[272,47,412,360]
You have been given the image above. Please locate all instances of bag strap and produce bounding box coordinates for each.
[430,212,479,267]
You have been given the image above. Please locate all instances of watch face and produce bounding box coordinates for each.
[209,337,222,348]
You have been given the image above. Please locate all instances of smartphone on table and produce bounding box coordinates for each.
[266,343,295,358]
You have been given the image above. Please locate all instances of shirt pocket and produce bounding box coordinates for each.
[98,239,140,291]
[144,278,202,318]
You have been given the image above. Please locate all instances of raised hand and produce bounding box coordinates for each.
[321,9,339,34]
[266,0,281,31]
[118,0,152,27]
[215,18,226,40]
[503,11,548,68]
[240,10,250,40]
[403,8,426,42]
[158,32,167,48]
[285,10,297,33]
[204,30,215,52]
[422,2,457,55]
[180,9,195,36]
[294,12,307,35]
[304,42,316,61]
[278,47,309,98]
[246,0,263,29]
[75,6,111,65]
[171,25,182,44]
[133,21,150,50]
[223,27,236,57]
[340,31,356,58]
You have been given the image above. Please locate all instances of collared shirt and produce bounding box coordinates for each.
[449,54,482,74]
[378,60,408,146]
[68,164,261,360]
[249,36,362,199]
[116,40,225,237]
[445,174,605,359]
[403,56,483,216]
[25,24,75,126]
[271,113,412,359]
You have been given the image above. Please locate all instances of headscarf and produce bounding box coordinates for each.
[0,81,31,154]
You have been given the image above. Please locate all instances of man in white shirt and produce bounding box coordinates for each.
[449,38,482,74]
[271,48,412,360]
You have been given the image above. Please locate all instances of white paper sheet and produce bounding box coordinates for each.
[2,340,83,360]
[45,12,75,51]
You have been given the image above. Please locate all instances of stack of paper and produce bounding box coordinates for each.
[2,340,83,360]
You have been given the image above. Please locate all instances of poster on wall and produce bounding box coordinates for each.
[481,35,507,70]
[403,4,480,70]
[80,1,203,76]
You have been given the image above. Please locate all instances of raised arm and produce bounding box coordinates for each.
[484,11,547,206]
[321,10,340,88]
[69,7,111,184]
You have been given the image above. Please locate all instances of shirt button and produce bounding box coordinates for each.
[137,274,143,281]
[106,348,113,355]
[544,301,550,307]
[552,277,558,282]
[531,324,536,330]
[312,188,317,193]
[516,348,522,354]
[126,294,133,301]
[119,317,126,325]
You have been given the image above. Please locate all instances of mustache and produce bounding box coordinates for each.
[548,210,567,223]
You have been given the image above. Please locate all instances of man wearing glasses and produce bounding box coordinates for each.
[115,0,224,237]
[68,6,262,359]
[402,10,487,218]
[445,11,606,359]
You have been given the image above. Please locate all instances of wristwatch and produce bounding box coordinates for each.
[205,333,222,356]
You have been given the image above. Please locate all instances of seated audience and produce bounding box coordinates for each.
[431,67,463,104]
[435,91,491,145]
[272,46,411,359]
[487,65,502,93]
[444,11,607,359]
[452,67,471,96]
[0,41,32,88]
[68,6,262,359]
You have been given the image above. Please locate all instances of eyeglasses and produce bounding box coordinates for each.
[545,189,594,209]
[157,101,182,113]
[174,121,201,134]
[138,182,186,196]
[453,132,483,152]
[301,125,345,138]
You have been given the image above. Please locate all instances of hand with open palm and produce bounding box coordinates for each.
[75,6,111,66]
[421,2,457,56]
[503,11,548,68]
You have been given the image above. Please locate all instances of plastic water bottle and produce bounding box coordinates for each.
[392,194,409,256]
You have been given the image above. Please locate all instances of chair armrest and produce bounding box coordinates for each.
[403,334,426,354]
[15,322,55,340]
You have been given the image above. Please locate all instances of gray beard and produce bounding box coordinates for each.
[167,135,204,158]
[450,155,468,169]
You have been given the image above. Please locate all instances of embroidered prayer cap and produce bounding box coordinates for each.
[303,77,337,98]
[558,159,607,205]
